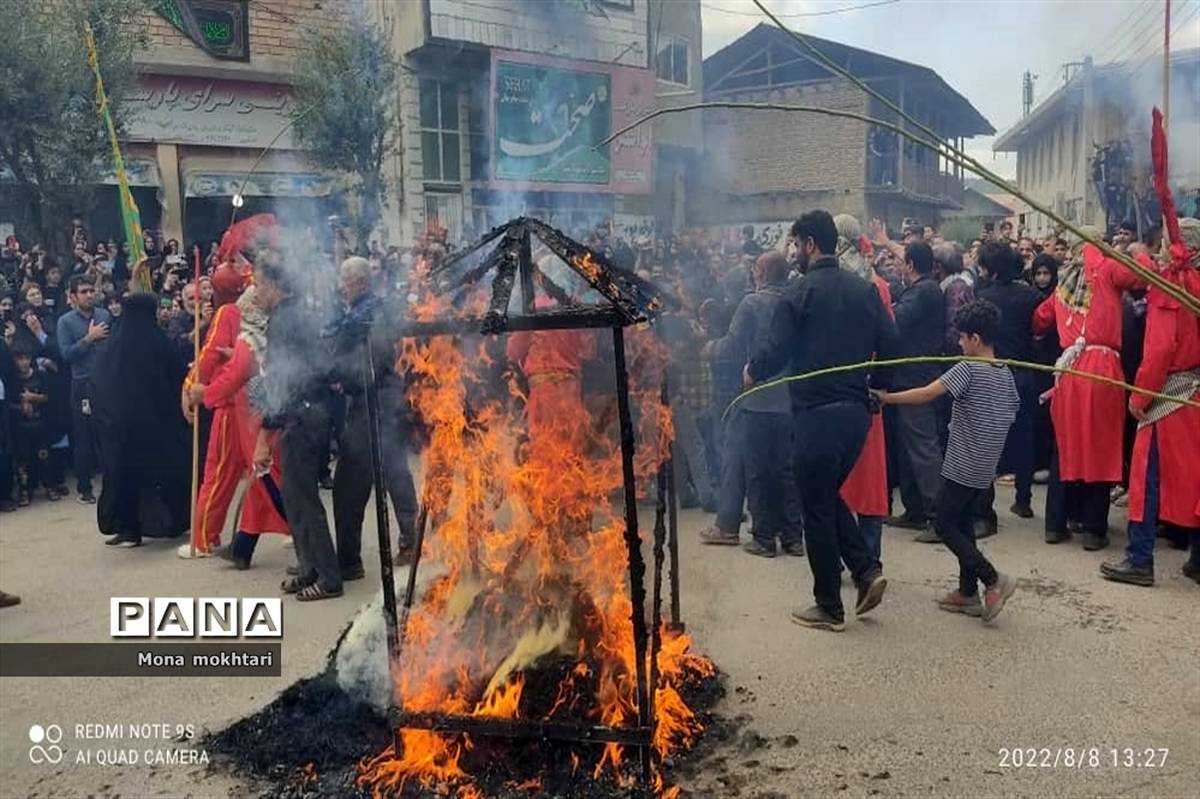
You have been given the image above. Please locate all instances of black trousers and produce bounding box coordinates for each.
[998,373,1037,507]
[935,478,999,597]
[280,403,341,591]
[894,401,943,522]
[70,379,100,495]
[1044,442,1111,536]
[333,389,418,573]
[743,411,804,548]
[794,402,876,616]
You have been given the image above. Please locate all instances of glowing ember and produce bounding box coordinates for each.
[356,248,713,797]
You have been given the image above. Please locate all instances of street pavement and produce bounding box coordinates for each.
[0,482,1196,798]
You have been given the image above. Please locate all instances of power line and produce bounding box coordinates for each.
[1122,0,1196,66]
[701,0,899,18]
[1107,0,1176,63]
[1109,0,1188,65]
[1092,1,1156,61]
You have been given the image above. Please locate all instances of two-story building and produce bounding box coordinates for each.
[695,23,993,234]
[114,0,345,247]
[370,0,703,245]
[993,49,1200,237]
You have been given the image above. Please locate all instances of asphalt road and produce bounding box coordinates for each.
[0,482,1196,798]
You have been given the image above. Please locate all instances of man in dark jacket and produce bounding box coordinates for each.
[978,244,1044,521]
[748,210,897,632]
[702,251,804,557]
[886,241,945,538]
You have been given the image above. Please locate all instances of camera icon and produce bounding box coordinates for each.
[28,724,64,764]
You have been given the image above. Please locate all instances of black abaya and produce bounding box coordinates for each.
[92,293,192,539]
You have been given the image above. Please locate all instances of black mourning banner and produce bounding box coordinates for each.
[154,0,250,62]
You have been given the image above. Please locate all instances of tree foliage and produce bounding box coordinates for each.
[291,14,398,253]
[0,0,148,249]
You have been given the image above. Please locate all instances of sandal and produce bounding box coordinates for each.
[296,583,343,602]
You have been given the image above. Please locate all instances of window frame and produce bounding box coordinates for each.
[419,79,461,185]
[655,34,691,88]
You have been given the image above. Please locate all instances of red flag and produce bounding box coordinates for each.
[1151,108,1188,266]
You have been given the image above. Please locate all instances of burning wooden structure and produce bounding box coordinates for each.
[357,218,703,797]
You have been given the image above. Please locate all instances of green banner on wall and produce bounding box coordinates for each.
[493,59,612,185]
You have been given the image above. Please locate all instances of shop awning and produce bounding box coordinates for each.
[180,153,334,199]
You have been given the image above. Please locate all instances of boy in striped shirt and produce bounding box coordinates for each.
[875,300,1020,622]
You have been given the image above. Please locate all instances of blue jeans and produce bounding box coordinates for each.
[1125,429,1160,568]
[715,411,746,534]
[859,515,883,563]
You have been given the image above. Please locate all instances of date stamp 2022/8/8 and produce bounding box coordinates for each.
[998,747,1170,769]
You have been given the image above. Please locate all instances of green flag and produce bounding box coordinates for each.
[85,22,150,292]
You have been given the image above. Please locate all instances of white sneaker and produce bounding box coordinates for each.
[177,543,214,559]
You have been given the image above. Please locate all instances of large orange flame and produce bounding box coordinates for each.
[357,253,712,798]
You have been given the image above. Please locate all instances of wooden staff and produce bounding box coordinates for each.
[189,248,202,557]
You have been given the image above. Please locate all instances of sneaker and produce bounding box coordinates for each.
[913,527,941,544]
[1009,502,1034,519]
[974,519,999,540]
[699,526,740,546]
[1181,561,1200,585]
[936,591,982,617]
[1082,532,1110,551]
[78,492,97,505]
[45,488,60,502]
[105,534,142,548]
[885,514,927,530]
[781,542,806,557]
[1099,558,1154,587]
[742,540,776,558]
[17,493,31,508]
[52,485,69,498]
[1045,528,1071,544]
[981,574,1017,622]
[177,543,214,559]
[855,573,887,616]
[790,605,845,632]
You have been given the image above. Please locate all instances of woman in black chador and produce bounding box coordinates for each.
[92,293,192,547]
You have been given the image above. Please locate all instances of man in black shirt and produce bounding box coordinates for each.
[748,210,897,631]
[253,252,342,602]
[977,244,1044,519]
[886,241,945,537]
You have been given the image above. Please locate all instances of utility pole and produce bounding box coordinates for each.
[1022,70,1037,117]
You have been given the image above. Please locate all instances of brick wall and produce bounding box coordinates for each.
[704,79,868,195]
[145,0,345,59]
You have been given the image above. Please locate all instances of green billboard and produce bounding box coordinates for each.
[493,59,612,186]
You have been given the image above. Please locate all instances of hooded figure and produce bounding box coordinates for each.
[93,293,191,545]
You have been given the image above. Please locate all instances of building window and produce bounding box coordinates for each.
[655,35,690,86]
[424,191,463,241]
[420,79,461,183]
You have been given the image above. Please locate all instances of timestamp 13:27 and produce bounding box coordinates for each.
[998,747,1170,769]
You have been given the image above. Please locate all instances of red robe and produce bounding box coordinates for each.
[188,303,241,548]
[1127,265,1200,527]
[1033,245,1145,482]
[204,338,288,536]
[841,276,893,516]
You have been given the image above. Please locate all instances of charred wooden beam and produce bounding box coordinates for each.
[389,710,653,747]
[481,244,519,335]
[448,243,507,304]
[518,222,536,315]
[430,220,514,275]
[395,307,628,338]
[365,336,400,689]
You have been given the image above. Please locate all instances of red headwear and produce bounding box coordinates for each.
[210,262,247,307]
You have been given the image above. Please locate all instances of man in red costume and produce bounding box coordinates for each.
[506,260,597,533]
[1102,218,1200,586]
[1033,229,1146,550]
[178,263,247,558]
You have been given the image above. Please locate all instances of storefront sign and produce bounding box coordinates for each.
[124,76,294,149]
[490,50,653,194]
[183,171,332,198]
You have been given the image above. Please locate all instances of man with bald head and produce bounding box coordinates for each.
[701,250,804,557]
[327,256,418,578]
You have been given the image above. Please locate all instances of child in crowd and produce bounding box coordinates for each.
[875,300,1020,622]
[8,344,57,506]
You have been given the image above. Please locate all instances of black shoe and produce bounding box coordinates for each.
[53,485,69,498]
[1100,558,1154,586]
[1082,532,1110,551]
[78,492,97,505]
[742,540,776,558]
[781,542,806,557]
[1045,528,1071,544]
[790,605,845,632]
[45,488,61,503]
[1181,561,1200,585]
[885,514,927,530]
[105,534,142,548]
[974,519,999,540]
[1009,502,1034,519]
[16,493,30,508]
[913,527,941,543]
[855,573,888,616]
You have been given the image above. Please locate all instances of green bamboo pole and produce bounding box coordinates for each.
[748,0,1200,316]
[723,354,1200,422]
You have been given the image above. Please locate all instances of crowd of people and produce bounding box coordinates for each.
[1,207,1197,618]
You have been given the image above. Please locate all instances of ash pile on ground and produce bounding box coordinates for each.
[207,654,724,798]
